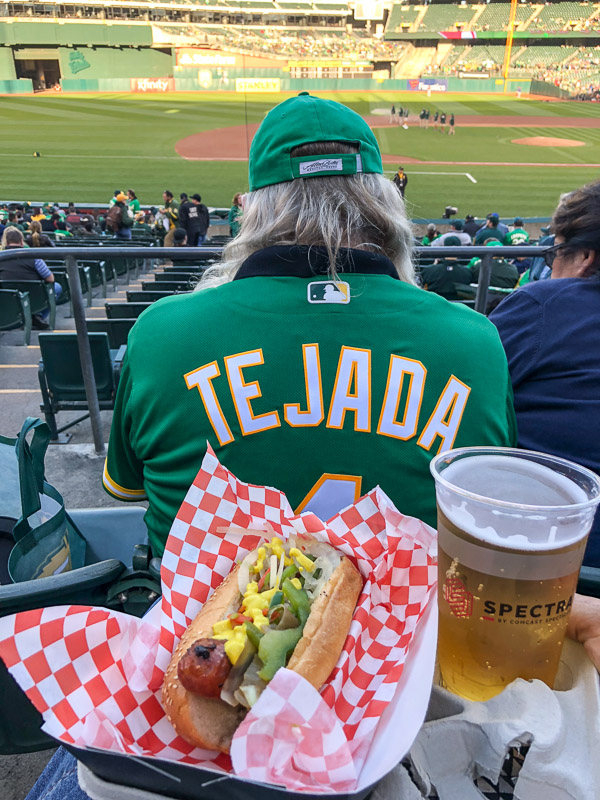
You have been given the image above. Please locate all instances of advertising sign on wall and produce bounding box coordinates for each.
[407,78,447,92]
[130,78,174,92]
[235,77,281,93]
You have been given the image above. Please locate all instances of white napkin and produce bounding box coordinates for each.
[375,639,600,800]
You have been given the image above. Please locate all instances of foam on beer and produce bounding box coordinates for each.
[438,455,591,551]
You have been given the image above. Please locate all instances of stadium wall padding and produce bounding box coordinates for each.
[58,47,172,81]
[529,79,571,99]
[0,47,17,79]
[174,70,531,93]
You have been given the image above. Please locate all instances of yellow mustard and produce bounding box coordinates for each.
[289,547,315,573]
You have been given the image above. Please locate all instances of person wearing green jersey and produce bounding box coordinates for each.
[504,218,530,246]
[103,91,516,558]
[127,189,141,215]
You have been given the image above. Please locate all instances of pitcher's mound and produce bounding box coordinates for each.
[512,136,585,147]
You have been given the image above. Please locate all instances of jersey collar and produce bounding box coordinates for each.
[234,245,399,281]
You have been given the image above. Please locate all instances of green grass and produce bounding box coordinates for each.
[1,91,598,217]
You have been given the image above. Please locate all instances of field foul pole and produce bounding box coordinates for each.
[503,0,519,94]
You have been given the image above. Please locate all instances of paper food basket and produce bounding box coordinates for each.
[0,448,438,800]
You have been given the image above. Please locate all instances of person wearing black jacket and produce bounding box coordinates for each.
[179,193,210,246]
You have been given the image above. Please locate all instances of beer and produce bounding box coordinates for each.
[431,449,600,702]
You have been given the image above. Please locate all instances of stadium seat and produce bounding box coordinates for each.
[154,272,201,282]
[577,566,600,599]
[105,302,151,319]
[0,289,32,345]
[0,506,155,754]
[85,318,138,348]
[126,290,177,303]
[141,279,193,292]
[37,332,126,440]
[0,280,56,330]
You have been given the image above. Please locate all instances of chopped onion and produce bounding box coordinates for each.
[238,548,259,594]
[235,656,268,709]
[302,553,339,601]
[269,555,278,589]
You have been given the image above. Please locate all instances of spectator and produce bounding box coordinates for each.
[161,190,179,232]
[109,190,122,207]
[179,193,210,246]
[7,211,24,232]
[127,190,141,215]
[65,205,81,227]
[228,193,243,237]
[490,179,600,566]
[436,219,472,246]
[470,240,519,289]
[504,218,530,245]
[133,212,153,236]
[173,228,187,246]
[0,227,61,328]
[54,220,72,239]
[102,91,516,559]
[421,223,440,246]
[463,214,480,238]
[106,192,133,240]
[30,207,46,222]
[474,213,505,245]
[25,220,55,248]
[420,235,473,300]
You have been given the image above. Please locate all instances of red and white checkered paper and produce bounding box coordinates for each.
[0,446,437,794]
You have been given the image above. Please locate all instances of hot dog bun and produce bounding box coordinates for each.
[162,555,362,753]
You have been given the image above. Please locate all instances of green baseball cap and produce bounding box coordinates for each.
[248,92,383,191]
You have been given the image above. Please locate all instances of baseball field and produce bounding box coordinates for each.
[3,90,600,218]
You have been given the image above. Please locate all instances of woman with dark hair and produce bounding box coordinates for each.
[25,219,55,248]
[127,189,141,215]
[490,179,600,566]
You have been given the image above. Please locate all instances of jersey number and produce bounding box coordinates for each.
[294,473,363,520]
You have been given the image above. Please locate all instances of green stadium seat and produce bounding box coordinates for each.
[126,290,176,303]
[105,302,151,319]
[141,280,192,292]
[154,272,201,282]
[85,318,138,348]
[0,289,32,345]
[37,332,126,440]
[0,280,56,330]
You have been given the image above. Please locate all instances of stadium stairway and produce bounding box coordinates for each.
[0,260,162,444]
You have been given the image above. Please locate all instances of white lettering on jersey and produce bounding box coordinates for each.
[417,376,471,453]
[327,346,371,432]
[284,343,324,426]
[224,349,281,436]
[184,361,234,445]
[377,356,426,440]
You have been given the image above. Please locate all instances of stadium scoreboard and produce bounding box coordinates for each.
[287,61,373,79]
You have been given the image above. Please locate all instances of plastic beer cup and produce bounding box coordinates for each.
[430,447,600,701]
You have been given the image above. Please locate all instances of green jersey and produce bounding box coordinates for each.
[104,246,516,556]
[504,228,530,246]
[128,198,141,214]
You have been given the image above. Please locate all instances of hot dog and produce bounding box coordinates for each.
[162,535,363,753]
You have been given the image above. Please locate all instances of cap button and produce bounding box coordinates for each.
[298,91,309,96]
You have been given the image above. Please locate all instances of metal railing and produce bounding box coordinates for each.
[0,244,546,455]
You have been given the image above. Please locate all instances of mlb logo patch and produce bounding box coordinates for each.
[307,281,350,304]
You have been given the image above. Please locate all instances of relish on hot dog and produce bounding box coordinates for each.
[162,535,363,753]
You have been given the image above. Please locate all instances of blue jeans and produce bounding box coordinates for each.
[39,282,62,322]
[25,747,88,800]
[114,227,132,240]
